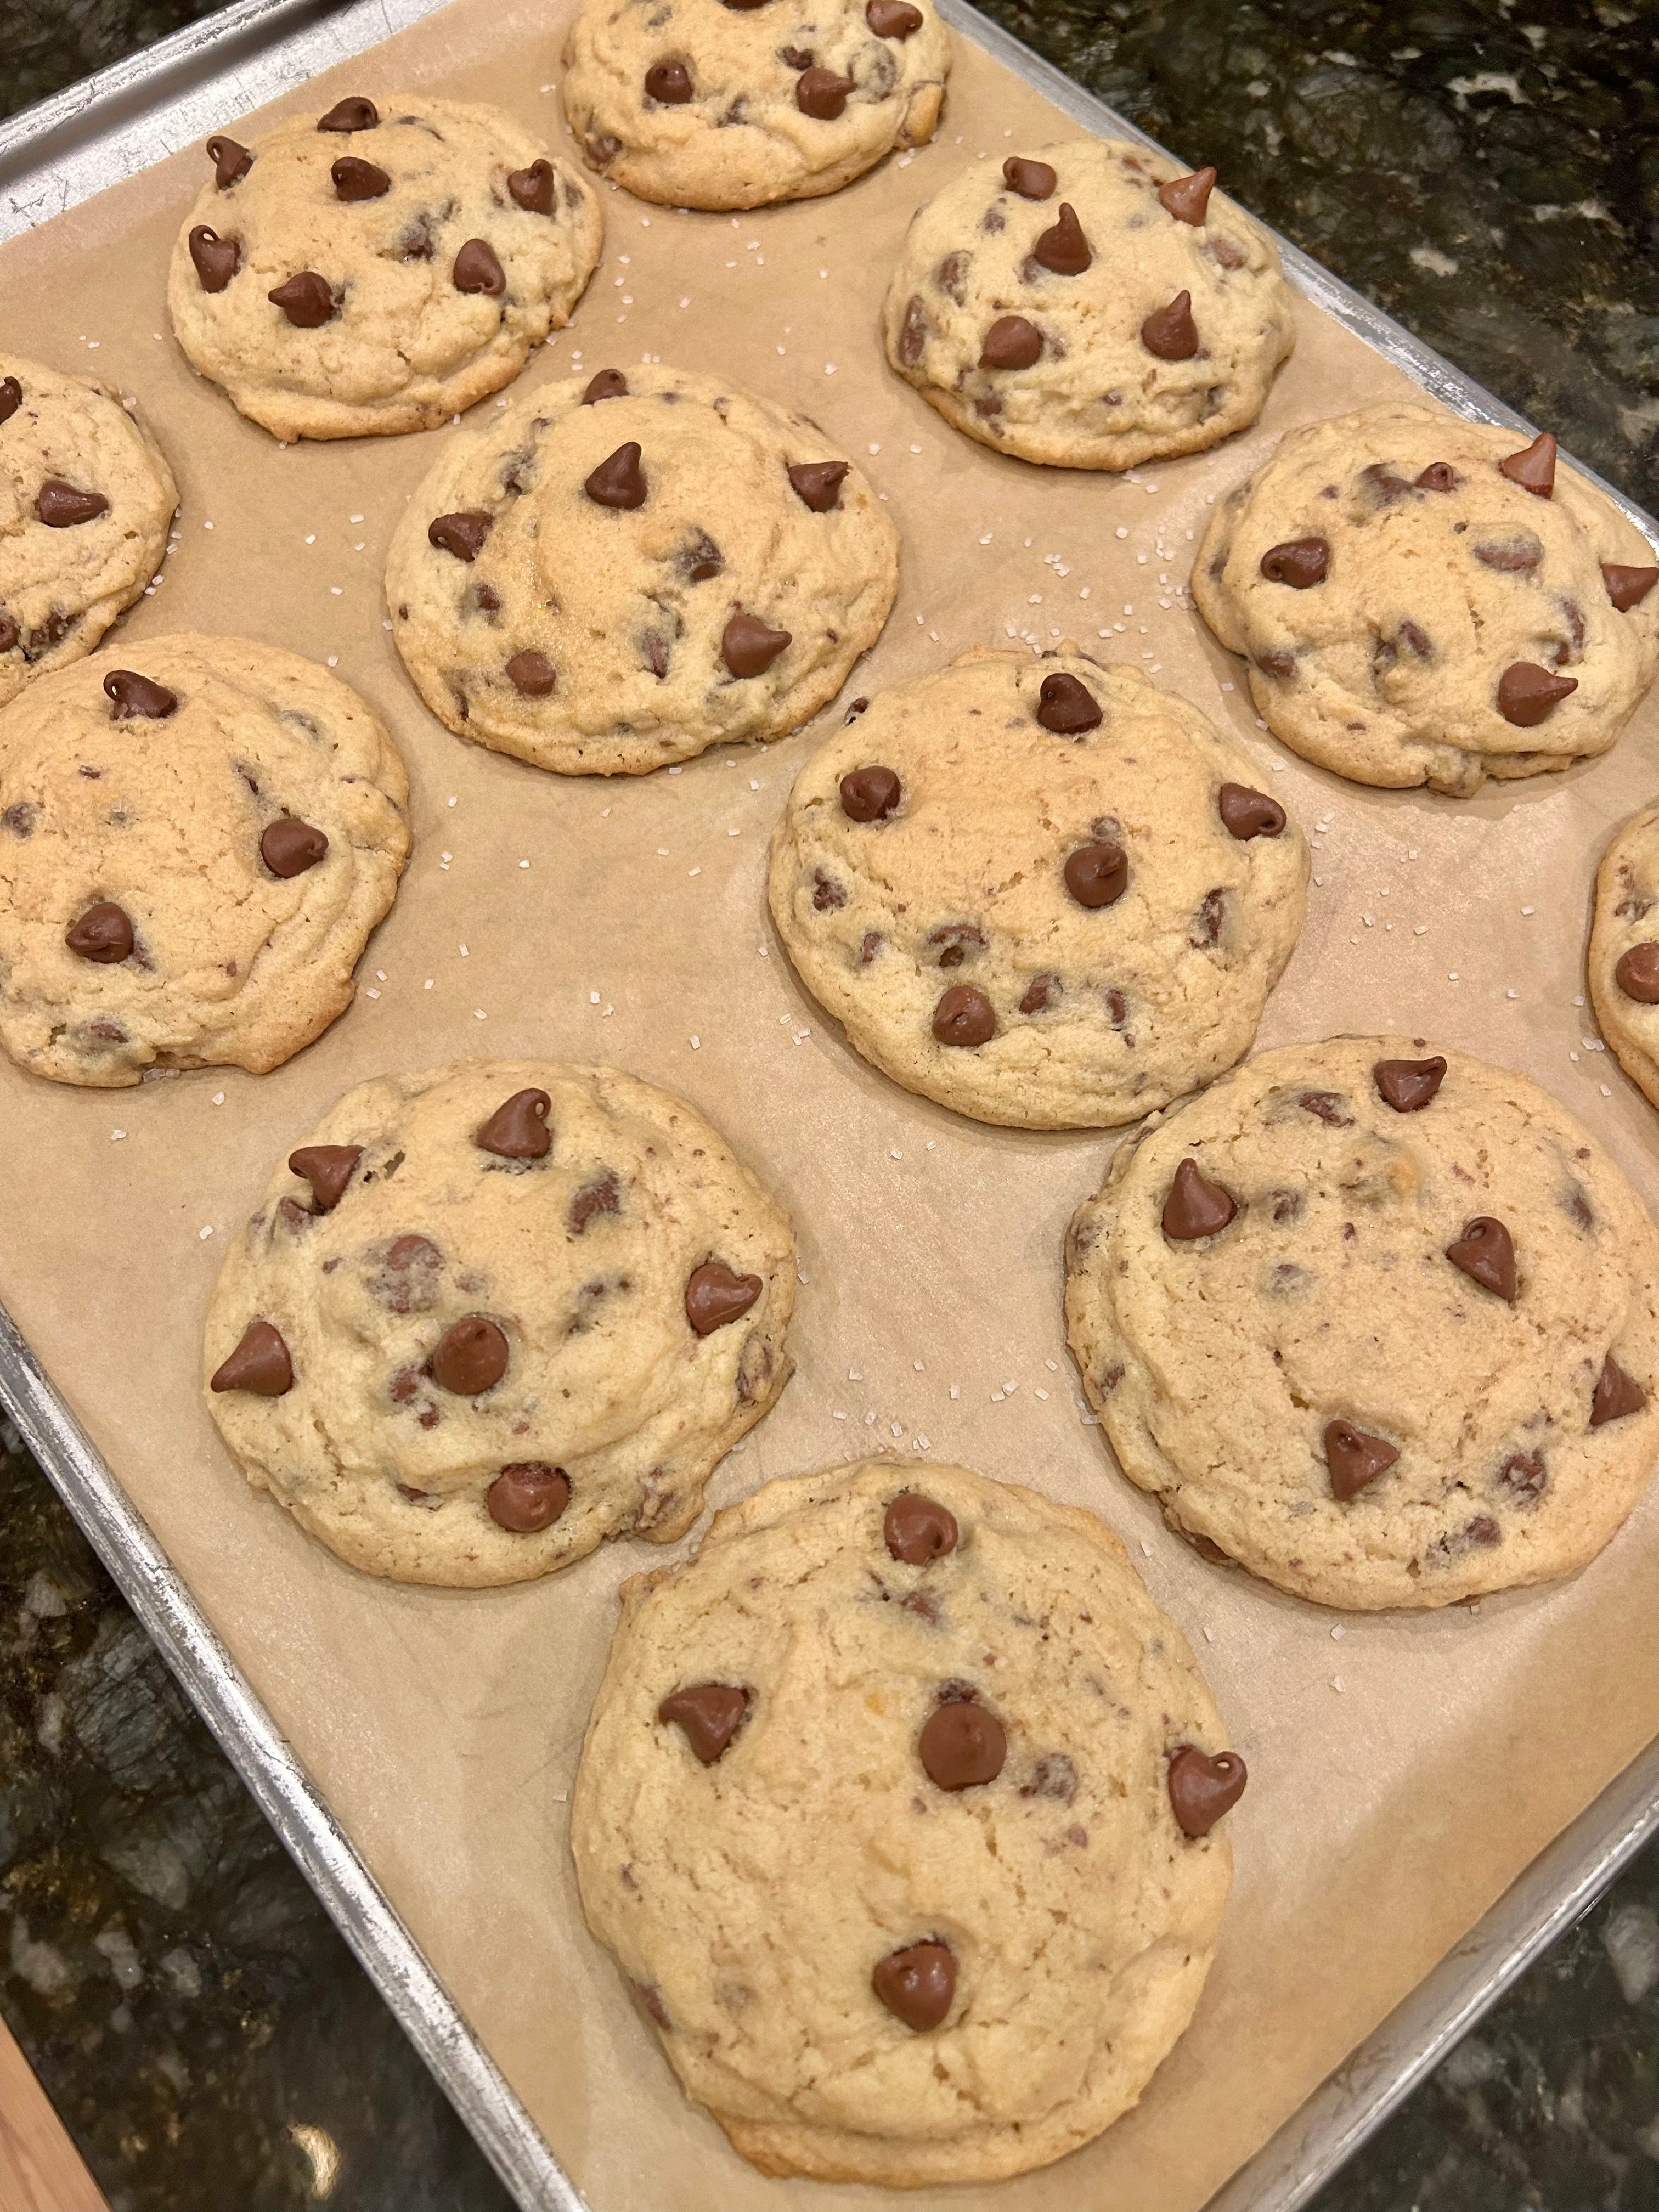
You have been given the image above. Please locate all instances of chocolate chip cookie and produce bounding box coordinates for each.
[561,0,950,211]
[1590,803,1659,1113]
[0,354,177,707]
[167,96,602,440]
[571,1457,1239,2185]
[383,362,898,773]
[767,645,1308,1128]
[1193,402,1659,795]
[0,634,408,1087]
[204,1060,796,1584]
[881,138,1295,470]
[1065,1036,1659,1610]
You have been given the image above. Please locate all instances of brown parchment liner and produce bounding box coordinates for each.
[3,7,1658,2208]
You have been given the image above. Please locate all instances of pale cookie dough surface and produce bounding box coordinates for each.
[881,137,1295,470]
[204,1060,796,1585]
[572,1458,1234,2187]
[385,362,898,774]
[1066,1036,1659,1611]
[561,0,950,211]
[166,96,602,440]
[1193,402,1659,795]
[1589,804,1659,1112]
[0,354,177,707]
[768,647,1308,1128]
[0,633,408,1088]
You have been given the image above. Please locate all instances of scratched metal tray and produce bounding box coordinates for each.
[2,4,1657,2209]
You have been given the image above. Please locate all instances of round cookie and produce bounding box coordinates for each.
[0,354,177,708]
[0,634,408,1087]
[767,645,1309,1129]
[1065,1036,1659,1611]
[881,138,1295,470]
[384,362,898,774]
[572,1458,1239,2187]
[204,1060,796,1585]
[1589,803,1659,1111]
[561,0,949,212]
[1193,402,1659,796]
[166,95,603,440]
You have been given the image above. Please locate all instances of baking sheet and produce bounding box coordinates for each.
[3,5,1659,2209]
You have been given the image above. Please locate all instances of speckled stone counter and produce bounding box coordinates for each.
[2,1,1658,2208]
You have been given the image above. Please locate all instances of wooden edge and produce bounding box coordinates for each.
[0,2013,110,2212]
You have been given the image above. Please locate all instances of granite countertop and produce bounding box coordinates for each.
[3,1,1658,2208]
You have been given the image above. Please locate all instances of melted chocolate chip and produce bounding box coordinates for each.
[1260,537,1329,588]
[428,510,493,561]
[1472,535,1543,573]
[1002,156,1056,200]
[1141,290,1199,360]
[207,134,253,187]
[582,369,628,404]
[873,1942,954,2031]
[1036,671,1101,733]
[1300,1091,1352,1126]
[1446,1216,1517,1302]
[884,1493,958,1564]
[37,480,109,528]
[188,224,240,291]
[1604,562,1659,612]
[685,1260,762,1336]
[568,1172,620,1234]
[659,1683,749,1763]
[722,613,790,676]
[1374,1054,1446,1111]
[261,819,329,877]
[1019,973,1058,1013]
[476,1087,552,1159]
[646,58,693,101]
[489,1462,571,1531]
[1498,1449,1548,1502]
[0,619,20,654]
[1497,661,1577,726]
[1415,462,1458,492]
[1498,431,1556,498]
[979,314,1042,370]
[932,984,995,1047]
[1325,1419,1400,1500]
[104,669,177,720]
[65,902,133,963]
[507,159,557,213]
[505,650,556,697]
[867,0,924,33]
[1615,944,1659,1003]
[0,377,19,425]
[1034,201,1091,275]
[1163,1158,1237,1241]
[1064,841,1128,909]
[1158,165,1216,224]
[797,66,854,119]
[1022,1753,1077,1801]
[430,1316,509,1395]
[288,1144,362,1211]
[211,1319,294,1396]
[1591,1355,1647,1429]
[840,765,901,821]
[918,1699,1005,1790]
[1217,782,1284,839]
[1167,1745,1246,1837]
[788,459,849,512]
[268,272,336,327]
[318,96,379,131]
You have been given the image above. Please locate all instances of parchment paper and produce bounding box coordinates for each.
[3,8,1658,2208]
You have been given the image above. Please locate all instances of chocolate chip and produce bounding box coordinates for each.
[840,765,900,821]
[780,44,816,67]
[1615,944,1659,1003]
[477,1087,552,1159]
[932,985,995,1047]
[1002,156,1056,200]
[1299,1091,1351,1126]
[1064,842,1127,909]
[796,66,854,119]
[104,670,177,720]
[585,442,647,509]
[1604,562,1658,612]
[873,1941,953,2030]
[211,1319,294,1396]
[685,1260,762,1335]
[583,369,628,404]
[1167,1745,1246,1837]
[979,314,1042,370]
[1022,1753,1077,1801]
[1141,290,1199,360]
[1472,536,1542,573]
[1498,1449,1548,1502]
[488,1462,571,1532]
[928,922,984,966]
[2,800,34,834]
[1260,537,1329,588]
[318,97,379,131]
[452,237,506,297]
[1217,782,1284,839]
[919,1699,1005,1790]
[288,1144,362,1211]
[1497,661,1577,726]
[722,613,790,676]
[65,902,133,963]
[261,819,329,877]
[507,159,557,213]
[428,510,493,561]
[206,134,253,187]
[1592,1355,1647,1429]
[0,377,19,424]
[884,1493,958,1564]
[1036,671,1101,733]
[188,224,240,291]
[430,1316,509,1395]
[268,272,336,326]
[788,459,849,512]
[0,619,19,654]
[1256,648,1295,678]
[505,650,556,697]
[1163,1158,1236,1240]
[867,0,923,33]
[898,295,929,363]
[1446,1216,1516,1302]
[1019,973,1058,1013]
[1033,201,1091,275]
[1415,462,1458,492]
[1498,430,1555,497]
[1325,1419,1400,1500]
[568,1172,620,1234]
[332,155,390,200]
[37,480,109,528]
[659,1683,749,1763]
[645,59,693,102]
[1158,165,1216,224]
